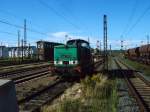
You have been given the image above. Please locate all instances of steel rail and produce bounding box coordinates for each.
[18,78,69,112]
[14,71,49,84]
[0,64,49,78]
[118,58,150,86]
[114,58,150,112]
[17,59,103,111]
[0,62,45,70]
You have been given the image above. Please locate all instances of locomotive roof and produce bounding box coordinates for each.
[67,39,89,44]
[54,39,90,48]
[37,40,63,45]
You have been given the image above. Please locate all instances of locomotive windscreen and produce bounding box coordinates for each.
[67,40,77,45]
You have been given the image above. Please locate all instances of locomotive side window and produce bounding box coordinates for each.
[67,40,90,48]
[81,42,90,48]
[67,40,76,45]
[37,43,43,49]
[81,42,88,47]
[38,44,41,48]
[40,43,43,49]
[45,44,47,48]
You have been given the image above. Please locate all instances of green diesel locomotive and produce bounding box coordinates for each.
[50,39,94,77]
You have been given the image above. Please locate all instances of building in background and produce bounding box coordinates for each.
[0,45,37,59]
[0,46,9,58]
[8,46,37,58]
[0,40,65,60]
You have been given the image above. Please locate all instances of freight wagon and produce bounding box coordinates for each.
[125,44,150,64]
[37,41,63,61]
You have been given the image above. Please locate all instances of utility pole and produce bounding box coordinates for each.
[141,41,143,46]
[88,37,90,43]
[103,15,108,70]
[37,43,39,61]
[18,30,20,62]
[21,39,24,62]
[65,35,68,44]
[125,45,127,50]
[100,40,101,55]
[24,19,27,57]
[28,43,31,58]
[110,44,111,56]
[96,40,100,54]
[147,35,149,44]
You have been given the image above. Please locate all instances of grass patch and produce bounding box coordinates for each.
[42,73,118,112]
[80,75,118,112]
[122,58,150,77]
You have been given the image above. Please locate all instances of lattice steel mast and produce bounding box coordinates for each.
[103,15,108,70]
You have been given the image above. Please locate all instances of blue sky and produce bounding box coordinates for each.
[0,0,150,49]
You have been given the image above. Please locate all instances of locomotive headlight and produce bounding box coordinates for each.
[74,60,78,64]
[54,61,57,65]
[69,60,78,64]
[54,61,62,65]
[69,61,74,64]
[58,61,63,64]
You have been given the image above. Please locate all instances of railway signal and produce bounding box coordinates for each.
[121,40,123,50]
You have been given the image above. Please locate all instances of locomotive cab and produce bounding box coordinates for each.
[50,39,93,77]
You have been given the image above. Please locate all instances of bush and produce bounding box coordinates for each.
[58,99,81,112]
[42,73,118,112]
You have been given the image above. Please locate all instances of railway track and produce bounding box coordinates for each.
[14,70,49,85]
[94,59,104,68]
[0,64,71,112]
[0,62,49,74]
[0,60,42,67]
[0,62,45,70]
[18,78,71,112]
[114,58,150,112]
[0,63,53,89]
[16,59,101,112]
[0,64,49,78]
[0,67,51,86]
[4,64,65,112]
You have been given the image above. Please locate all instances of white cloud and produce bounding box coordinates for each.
[46,31,99,47]
[107,39,148,50]
[45,31,147,50]
[51,32,69,38]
